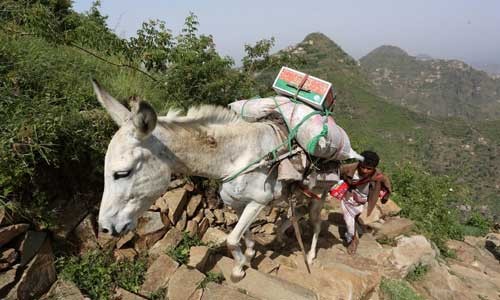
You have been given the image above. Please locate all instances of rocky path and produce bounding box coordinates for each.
[0,180,499,299]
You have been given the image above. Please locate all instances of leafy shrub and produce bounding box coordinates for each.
[461,212,492,237]
[199,271,225,288]
[405,264,429,282]
[167,232,204,265]
[389,162,467,250]
[57,251,148,299]
[380,279,424,300]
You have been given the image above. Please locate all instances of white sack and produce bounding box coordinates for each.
[229,97,363,161]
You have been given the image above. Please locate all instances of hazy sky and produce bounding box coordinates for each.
[73,0,500,65]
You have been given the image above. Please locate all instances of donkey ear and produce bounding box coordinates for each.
[92,79,130,126]
[129,96,157,139]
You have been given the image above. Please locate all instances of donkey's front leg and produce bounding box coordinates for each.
[227,201,265,281]
[307,197,323,265]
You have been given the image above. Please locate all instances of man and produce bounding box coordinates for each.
[339,150,391,254]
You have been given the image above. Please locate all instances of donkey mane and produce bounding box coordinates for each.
[158,105,243,130]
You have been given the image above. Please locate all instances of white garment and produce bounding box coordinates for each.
[341,171,371,242]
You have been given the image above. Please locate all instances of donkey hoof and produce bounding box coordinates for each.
[244,249,256,261]
[230,269,246,282]
[307,251,316,266]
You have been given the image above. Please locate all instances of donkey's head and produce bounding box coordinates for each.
[92,80,172,236]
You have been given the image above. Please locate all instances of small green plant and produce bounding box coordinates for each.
[57,251,148,299]
[376,236,396,246]
[167,232,204,264]
[148,288,167,300]
[198,271,225,289]
[380,278,424,300]
[461,212,492,237]
[405,263,429,282]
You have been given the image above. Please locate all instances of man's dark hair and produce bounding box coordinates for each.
[360,150,379,167]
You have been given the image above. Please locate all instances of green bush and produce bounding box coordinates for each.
[405,264,429,282]
[380,279,424,300]
[57,251,148,299]
[167,232,205,265]
[389,162,467,250]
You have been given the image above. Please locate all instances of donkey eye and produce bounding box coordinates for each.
[113,170,131,180]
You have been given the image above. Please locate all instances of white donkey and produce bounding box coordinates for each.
[93,80,331,280]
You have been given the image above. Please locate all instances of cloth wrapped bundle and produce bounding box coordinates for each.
[229,97,363,161]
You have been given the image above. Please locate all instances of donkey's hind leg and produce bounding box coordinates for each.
[226,201,265,281]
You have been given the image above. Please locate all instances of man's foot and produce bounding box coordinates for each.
[347,237,359,255]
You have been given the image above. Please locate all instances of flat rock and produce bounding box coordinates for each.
[201,282,257,300]
[359,206,382,225]
[40,279,85,300]
[201,228,227,249]
[188,246,210,272]
[0,268,17,292]
[251,253,279,274]
[374,217,414,240]
[204,209,215,225]
[149,227,184,258]
[72,215,98,254]
[186,220,199,238]
[224,212,238,227]
[198,218,210,238]
[485,232,500,260]
[0,248,18,271]
[217,256,317,300]
[167,265,205,300]
[114,248,138,262]
[135,212,167,252]
[449,263,500,300]
[51,199,88,239]
[140,253,179,295]
[19,231,47,267]
[187,195,203,218]
[116,231,136,249]
[214,210,225,224]
[266,207,280,223]
[164,188,189,224]
[413,262,478,300]
[175,211,187,231]
[389,235,436,278]
[377,199,401,217]
[0,224,30,247]
[115,287,148,300]
[7,238,56,300]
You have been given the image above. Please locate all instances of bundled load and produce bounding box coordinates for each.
[229,96,362,161]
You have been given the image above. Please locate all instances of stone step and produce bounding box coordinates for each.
[216,256,318,300]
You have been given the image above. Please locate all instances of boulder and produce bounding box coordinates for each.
[201,282,257,300]
[164,188,189,224]
[188,246,210,272]
[216,256,317,300]
[7,238,56,300]
[204,209,215,225]
[389,235,436,278]
[201,228,227,249]
[0,224,30,247]
[40,279,85,300]
[167,265,205,300]
[51,199,88,239]
[140,254,179,295]
[149,227,184,258]
[449,263,500,300]
[0,268,17,292]
[374,217,414,240]
[187,195,203,218]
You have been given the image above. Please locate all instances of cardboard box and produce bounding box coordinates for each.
[272,67,335,110]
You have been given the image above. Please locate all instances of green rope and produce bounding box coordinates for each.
[306,107,332,154]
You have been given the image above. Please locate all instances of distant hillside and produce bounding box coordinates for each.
[360,45,500,120]
[258,34,499,219]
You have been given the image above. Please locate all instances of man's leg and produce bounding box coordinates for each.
[341,200,356,245]
[347,214,361,254]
